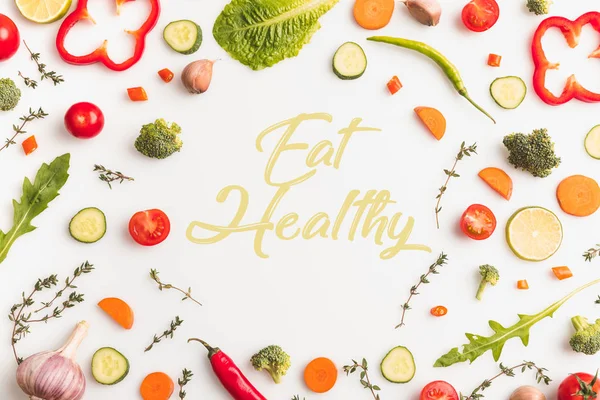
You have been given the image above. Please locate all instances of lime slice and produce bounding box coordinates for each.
[15,0,72,24]
[506,206,563,261]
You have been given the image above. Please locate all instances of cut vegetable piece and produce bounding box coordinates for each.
[22,135,38,155]
[490,76,527,109]
[430,305,447,317]
[387,75,402,94]
[163,20,202,54]
[353,0,395,30]
[332,42,367,80]
[478,167,513,200]
[517,279,529,289]
[552,266,572,281]
[16,0,72,23]
[414,106,446,140]
[127,87,148,102]
[69,207,106,243]
[556,175,600,217]
[585,125,600,159]
[140,372,174,400]
[98,297,134,329]
[158,68,174,83]
[380,346,416,383]
[304,357,337,393]
[506,206,563,262]
[92,347,130,385]
[487,53,501,67]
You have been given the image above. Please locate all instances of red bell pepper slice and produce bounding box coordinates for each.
[532,12,600,106]
[56,0,160,72]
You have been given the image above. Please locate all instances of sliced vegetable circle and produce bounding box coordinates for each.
[304,357,337,393]
[333,42,367,80]
[556,175,600,217]
[490,76,527,109]
[92,347,130,385]
[585,125,600,159]
[506,206,563,262]
[380,346,416,383]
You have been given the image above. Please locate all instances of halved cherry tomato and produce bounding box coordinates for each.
[420,381,459,400]
[430,306,448,317]
[461,0,499,32]
[0,14,20,61]
[460,204,496,240]
[129,209,171,246]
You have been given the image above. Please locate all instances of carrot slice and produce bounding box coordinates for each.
[414,106,446,140]
[353,0,394,30]
[478,167,513,200]
[304,357,337,393]
[552,266,572,281]
[517,279,529,289]
[140,372,174,400]
[556,175,600,217]
[98,297,134,329]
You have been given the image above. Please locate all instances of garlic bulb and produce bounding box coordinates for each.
[509,385,546,400]
[181,59,216,94]
[17,321,88,400]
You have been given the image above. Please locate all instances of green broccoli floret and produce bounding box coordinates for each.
[503,128,560,178]
[526,0,552,15]
[476,264,499,301]
[0,78,21,111]
[250,345,291,384]
[134,118,182,159]
[570,316,600,355]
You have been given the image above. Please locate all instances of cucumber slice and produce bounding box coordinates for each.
[380,346,416,383]
[69,207,106,243]
[585,125,600,160]
[163,20,202,54]
[333,42,367,80]
[490,76,527,109]
[91,347,129,385]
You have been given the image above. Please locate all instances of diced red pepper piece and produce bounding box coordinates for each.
[22,135,37,155]
[516,279,529,290]
[487,53,502,67]
[387,76,402,95]
[158,68,174,83]
[127,87,148,102]
[552,266,573,281]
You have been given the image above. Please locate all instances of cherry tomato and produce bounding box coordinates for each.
[129,209,171,246]
[64,102,105,139]
[430,306,448,317]
[460,204,496,240]
[420,381,459,400]
[0,14,20,61]
[461,0,499,32]
[558,372,600,400]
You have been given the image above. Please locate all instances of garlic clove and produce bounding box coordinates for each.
[403,0,442,26]
[181,59,216,94]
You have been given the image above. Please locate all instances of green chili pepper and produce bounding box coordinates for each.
[367,36,496,124]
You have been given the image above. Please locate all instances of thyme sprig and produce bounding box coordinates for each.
[595,296,600,305]
[8,261,94,364]
[435,142,477,229]
[584,244,600,262]
[178,368,193,399]
[144,316,184,352]
[93,164,135,189]
[343,358,381,400]
[396,252,448,329]
[150,269,202,306]
[460,361,551,400]
[1,107,48,153]
[292,396,306,400]
[18,71,37,89]
[23,41,64,85]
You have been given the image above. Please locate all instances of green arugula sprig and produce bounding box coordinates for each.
[584,245,600,262]
[23,41,64,86]
[178,368,193,399]
[145,316,184,352]
[1,107,48,153]
[150,269,202,306]
[343,358,381,400]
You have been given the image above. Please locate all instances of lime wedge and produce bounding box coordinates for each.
[506,206,563,261]
[16,0,72,24]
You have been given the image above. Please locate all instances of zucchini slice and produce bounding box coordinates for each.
[69,207,106,243]
[333,42,367,80]
[380,346,416,383]
[91,347,129,385]
[490,76,527,109]
[163,20,202,55]
[585,125,600,160]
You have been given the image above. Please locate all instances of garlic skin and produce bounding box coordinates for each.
[17,321,88,400]
[181,60,216,94]
[403,0,442,26]
[509,385,546,400]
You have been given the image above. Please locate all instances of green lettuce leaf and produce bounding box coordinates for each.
[0,153,70,265]
[213,0,339,70]
[434,278,600,367]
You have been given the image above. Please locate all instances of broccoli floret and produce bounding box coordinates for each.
[503,128,560,178]
[526,0,552,15]
[134,118,182,159]
[570,316,600,355]
[250,345,291,384]
[0,78,21,111]
[476,264,499,301]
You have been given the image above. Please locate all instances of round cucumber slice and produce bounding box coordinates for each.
[163,20,202,55]
[585,125,600,160]
[333,42,367,80]
[91,347,129,385]
[490,76,527,109]
[69,207,106,243]
[380,346,416,384]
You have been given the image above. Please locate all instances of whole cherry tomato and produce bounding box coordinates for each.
[430,306,448,317]
[129,209,171,246]
[0,14,20,61]
[460,204,496,240]
[420,381,459,400]
[64,102,105,139]
[558,372,600,400]
[461,0,499,32]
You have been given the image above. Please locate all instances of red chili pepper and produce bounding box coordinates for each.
[127,87,148,101]
[188,338,266,400]
[387,75,402,95]
[158,68,174,83]
[487,53,501,67]
[532,12,600,106]
[21,135,37,155]
[56,0,160,72]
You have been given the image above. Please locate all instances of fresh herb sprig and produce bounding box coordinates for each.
[150,269,202,306]
[94,164,134,189]
[144,316,184,352]
[8,261,94,364]
[595,296,600,305]
[584,244,600,262]
[23,41,64,86]
[460,361,551,400]
[1,107,48,153]
[178,368,193,399]
[18,71,37,89]
[343,358,381,400]
[292,396,306,400]
[396,252,448,329]
[435,142,477,229]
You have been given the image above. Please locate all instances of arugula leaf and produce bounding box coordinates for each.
[213,0,339,70]
[0,154,70,264]
[434,278,600,367]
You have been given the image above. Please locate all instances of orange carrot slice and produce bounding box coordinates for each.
[517,279,529,289]
[304,357,337,393]
[552,266,572,281]
[556,175,600,217]
[414,106,446,140]
[98,297,134,329]
[140,372,174,400]
[353,0,394,30]
[478,167,513,200]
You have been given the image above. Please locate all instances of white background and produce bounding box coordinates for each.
[1,0,600,399]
